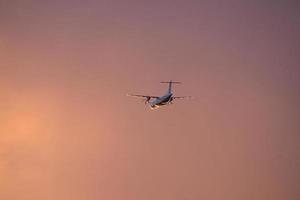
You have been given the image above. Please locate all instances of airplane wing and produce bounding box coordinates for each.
[172,96,192,99]
[126,94,159,99]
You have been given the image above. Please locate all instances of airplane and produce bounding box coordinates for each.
[127,80,191,110]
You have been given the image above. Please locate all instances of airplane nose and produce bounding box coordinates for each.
[150,104,158,110]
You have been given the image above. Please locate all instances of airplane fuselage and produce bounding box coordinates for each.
[149,92,173,109]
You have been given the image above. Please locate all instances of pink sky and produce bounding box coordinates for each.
[1,1,299,200]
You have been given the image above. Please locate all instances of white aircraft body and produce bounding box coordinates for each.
[127,81,190,110]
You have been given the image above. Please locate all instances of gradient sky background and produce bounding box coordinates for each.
[1,0,300,200]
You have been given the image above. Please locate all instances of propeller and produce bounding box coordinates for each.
[142,96,151,104]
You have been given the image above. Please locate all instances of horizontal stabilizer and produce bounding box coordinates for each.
[160,81,181,84]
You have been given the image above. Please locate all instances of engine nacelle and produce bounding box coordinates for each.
[144,96,151,104]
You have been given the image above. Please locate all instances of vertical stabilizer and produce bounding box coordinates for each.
[160,80,181,94]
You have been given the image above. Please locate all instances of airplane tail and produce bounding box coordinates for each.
[160,80,181,93]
